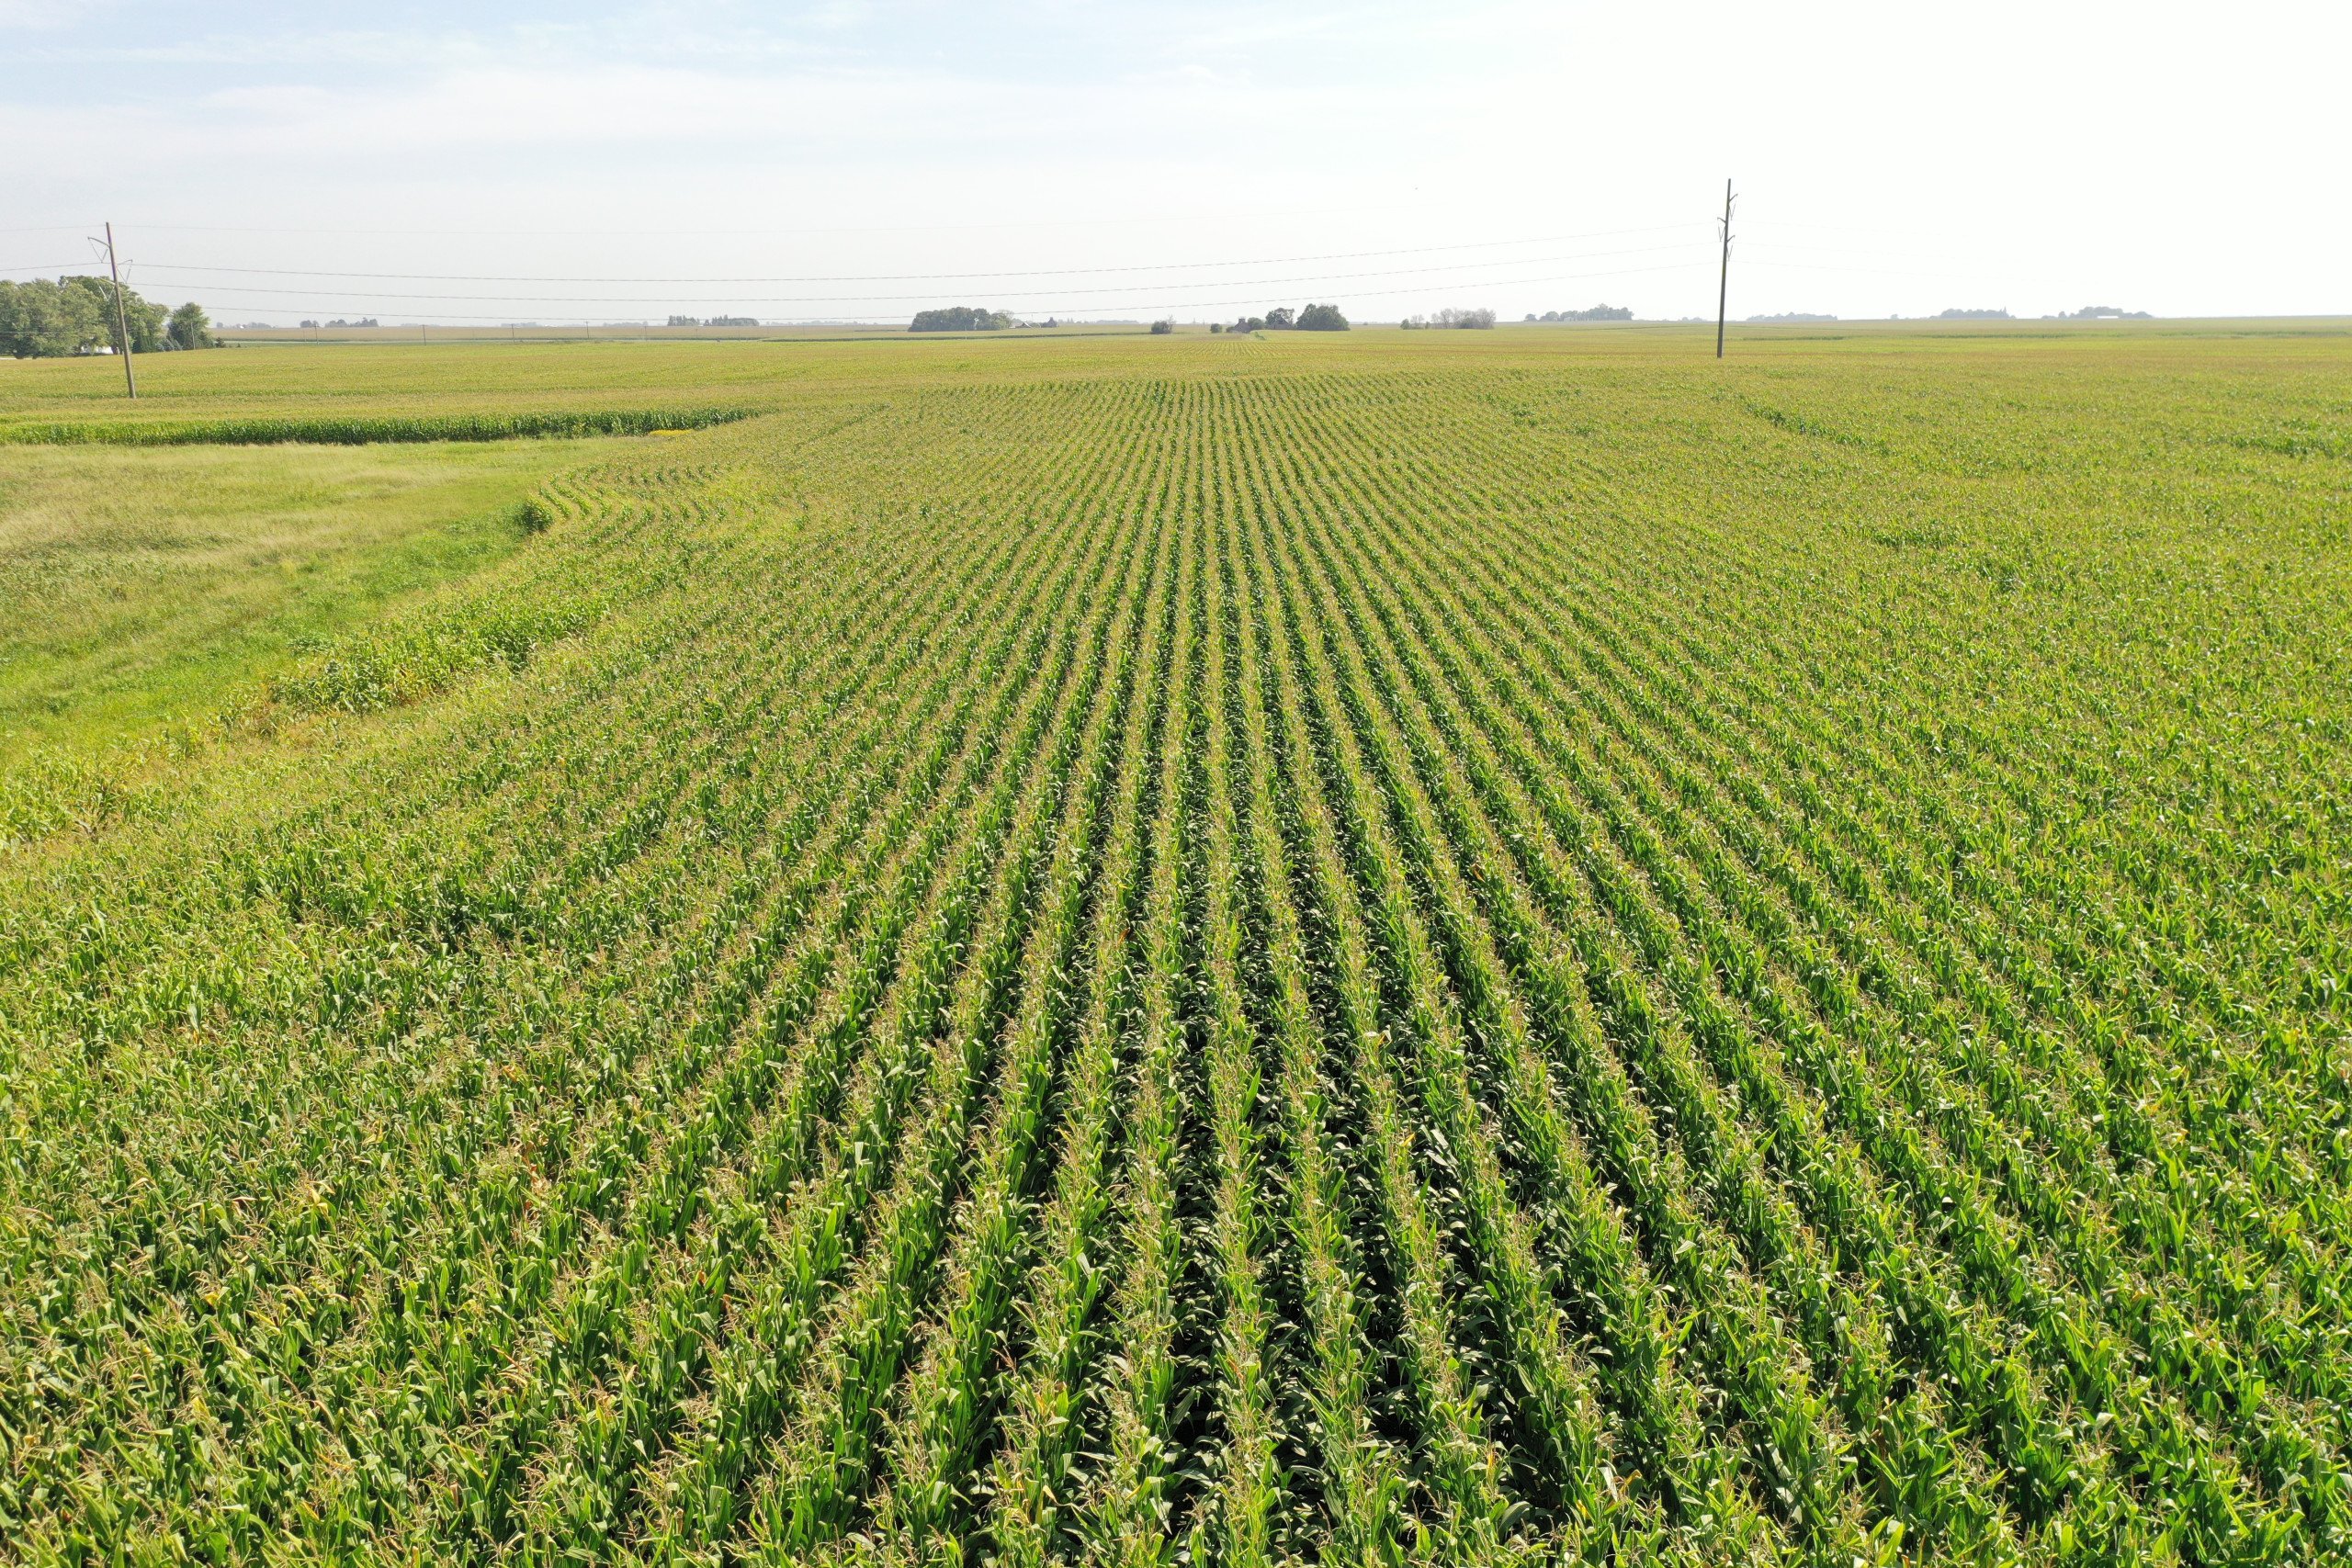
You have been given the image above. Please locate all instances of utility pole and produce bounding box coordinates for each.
[102,221,137,399]
[1715,179,1736,360]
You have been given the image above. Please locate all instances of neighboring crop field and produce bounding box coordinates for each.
[2,324,2348,1564]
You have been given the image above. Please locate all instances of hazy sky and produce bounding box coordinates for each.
[5,1,2343,324]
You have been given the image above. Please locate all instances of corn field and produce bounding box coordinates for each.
[3,329,2349,1565]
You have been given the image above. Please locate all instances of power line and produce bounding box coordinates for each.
[123,224,1708,286]
[1736,217,1939,238]
[1740,257,2017,283]
[131,243,1715,308]
[101,202,1693,239]
[204,259,1715,324]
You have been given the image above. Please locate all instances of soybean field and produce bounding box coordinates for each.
[4,323,2350,1565]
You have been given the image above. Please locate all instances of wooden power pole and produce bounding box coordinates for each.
[102,221,137,399]
[1715,180,1736,360]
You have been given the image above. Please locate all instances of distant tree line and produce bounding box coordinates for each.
[1401,307,1495,330]
[1747,311,1838,323]
[300,318,379,328]
[1215,302,1349,333]
[910,306,1015,333]
[1937,307,2011,320]
[668,314,759,327]
[1523,305,1633,322]
[2054,305,2152,320]
[0,276,213,358]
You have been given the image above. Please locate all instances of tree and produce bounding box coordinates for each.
[0,276,197,357]
[168,302,214,350]
[1431,306,1496,329]
[0,278,104,357]
[64,275,166,351]
[1264,306,1296,330]
[1149,318,1174,334]
[910,305,1012,332]
[1295,302,1349,331]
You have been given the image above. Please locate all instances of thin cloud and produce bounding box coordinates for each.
[0,0,113,28]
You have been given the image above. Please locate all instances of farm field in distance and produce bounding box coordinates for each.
[2,322,2348,1564]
